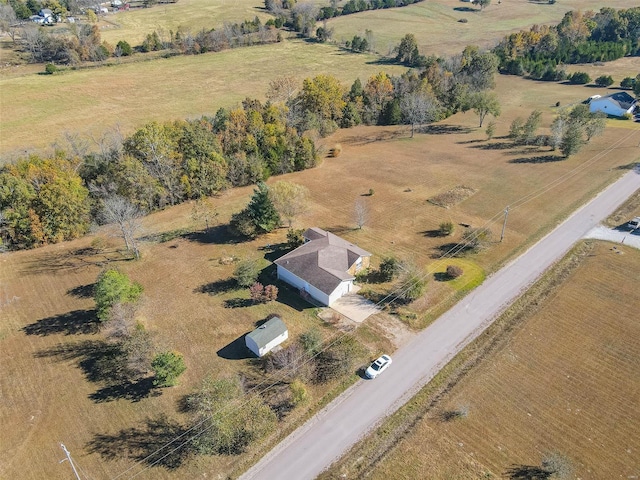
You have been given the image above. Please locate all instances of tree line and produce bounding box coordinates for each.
[494,7,640,80]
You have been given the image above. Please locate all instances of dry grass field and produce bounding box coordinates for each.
[344,240,640,479]
[0,40,405,156]
[99,0,271,46]
[1,71,639,478]
[327,0,634,56]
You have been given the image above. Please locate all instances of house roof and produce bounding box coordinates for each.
[593,91,636,111]
[246,317,287,349]
[275,228,371,296]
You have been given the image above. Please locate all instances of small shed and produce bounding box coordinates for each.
[245,317,288,357]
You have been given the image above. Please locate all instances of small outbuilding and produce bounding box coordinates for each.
[589,91,637,118]
[245,317,288,357]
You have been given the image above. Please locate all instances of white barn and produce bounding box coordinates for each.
[589,91,636,118]
[245,317,288,357]
[275,228,371,306]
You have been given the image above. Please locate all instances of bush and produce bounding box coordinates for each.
[289,379,308,405]
[378,256,400,282]
[116,40,133,56]
[458,18,468,23]
[568,72,591,85]
[314,336,361,383]
[94,269,144,321]
[594,75,614,87]
[249,282,278,303]
[44,63,58,75]
[368,188,374,196]
[446,265,464,279]
[328,144,342,157]
[299,328,322,356]
[622,112,633,120]
[439,221,455,236]
[233,259,261,287]
[152,351,186,387]
[286,228,305,248]
[620,76,636,89]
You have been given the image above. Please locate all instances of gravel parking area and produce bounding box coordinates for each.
[584,225,640,249]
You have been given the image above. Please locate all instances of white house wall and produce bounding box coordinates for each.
[246,336,261,357]
[277,265,331,306]
[590,99,627,118]
[260,331,289,356]
[328,281,352,305]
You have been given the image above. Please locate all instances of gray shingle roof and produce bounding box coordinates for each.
[275,228,371,295]
[599,91,636,111]
[246,317,287,349]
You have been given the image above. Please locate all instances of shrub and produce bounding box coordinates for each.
[485,121,496,140]
[94,269,143,321]
[620,77,636,89]
[568,72,591,85]
[249,282,278,303]
[622,112,633,120]
[152,351,186,387]
[378,257,400,282]
[289,379,308,405]
[458,18,468,23]
[461,227,493,251]
[286,228,305,248]
[233,259,261,287]
[594,75,614,87]
[44,63,58,75]
[439,221,455,236]
[299,328,322,355]
[328,144,342,157]
[314,336,361,383]
[116,40,133,56]
[368,188,374,196]
[446,265,464,279]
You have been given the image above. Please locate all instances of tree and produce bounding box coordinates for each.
[0,4,19,44]
[230,182,280,238]
[485,120,496,140]
[249,282,278,303]
[378,256,400,282]
[268,180,310,227]
[522,109,542,144]
[462,227,492,251]
[584,112,607,141]
[568,71,591,85]
[190,197,218,232]
[354,198,369,229]
[364,71,394,124]
[94,269,144,321]
[187,377,276,455]
[115,40,132,56]
[233,259,262,287]
[152,351,186,387]
[468,91,501,127]
[400,91,440,137]
[395,261,426,303]
[560,121,584,157]
[286,227,305,248]
[549,115,566,151]
[474,0,490,10]
[594,75,614,87]
[634,74,640,97]
[291,2,318,37]
[298,74,346,126]
[620,76,636,89]
[101,194,143,258]
[266,75,299,103]
[396,33,419,66]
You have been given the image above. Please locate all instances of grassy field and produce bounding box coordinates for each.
[326,240,640,479]
[99,0,272,46]
[2,72,639,479]
[0,39,405,156]
[327,0,634,56]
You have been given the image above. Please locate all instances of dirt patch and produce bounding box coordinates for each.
[428,185,477,208]
[365,313,415,349]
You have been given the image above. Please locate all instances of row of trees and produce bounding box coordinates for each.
[494,7,640,79]
[95,268,186,387]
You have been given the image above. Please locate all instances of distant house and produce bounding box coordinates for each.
[245,317,288,357]
[39,8,53,18]
[589,91,637,118]
[274,227,371,306]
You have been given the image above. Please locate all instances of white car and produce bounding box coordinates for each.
[629,217,640,231]
[365,354,392,379]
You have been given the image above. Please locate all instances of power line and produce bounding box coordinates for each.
[111,126,639,479]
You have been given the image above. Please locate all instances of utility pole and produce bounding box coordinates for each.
[59,443,82,480]
[500,206,509,242]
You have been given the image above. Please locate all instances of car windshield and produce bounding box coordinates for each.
[371,362,382,371]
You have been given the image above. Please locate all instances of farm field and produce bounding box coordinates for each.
[342,240,640,479]
[2,71,640,479]
[99,0,271,46]
[0,40,404,156]
[327,0,634,57]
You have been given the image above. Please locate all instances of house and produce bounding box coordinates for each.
[245,317,288,357]
[39,8,53,18]
[274,227,371,306]
[589,91,637,118]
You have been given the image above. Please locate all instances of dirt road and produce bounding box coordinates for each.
[240,166,640,480]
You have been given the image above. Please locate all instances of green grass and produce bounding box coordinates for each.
[0,40,404,155]
[327,0,634,56]
[99,0,272,46]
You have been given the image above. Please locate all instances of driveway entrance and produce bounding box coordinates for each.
[330,290,381,323]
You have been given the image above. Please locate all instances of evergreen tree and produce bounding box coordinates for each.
[247,182,280,233]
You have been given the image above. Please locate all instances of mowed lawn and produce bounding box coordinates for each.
[328,0,634,56]
[0,40,404,155]
[100,0,270,46]
[365,240,640,479]
[1,74,639,479]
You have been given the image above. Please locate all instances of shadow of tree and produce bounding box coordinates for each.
[21,248,131,275]
[419,229,444,238]
[90,377,159,403]
[453,6,476,12]
[470,141,514,150]
[504,465,552,480]
[433,242,473,258]
[194,278,238,295]
[36,340,157,403]
[423,124,473,135]
[433,272,452,282]
[86,415,192,470]
[217,335,252,360]
[224,298,255,308]
[325,225,356,236]
[23,309,100,336]
[616,161,640,170]
[509,155,562,164]
[66,283,95,298]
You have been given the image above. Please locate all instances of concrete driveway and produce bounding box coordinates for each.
[330,291,381,323]
[584,225,640,249]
